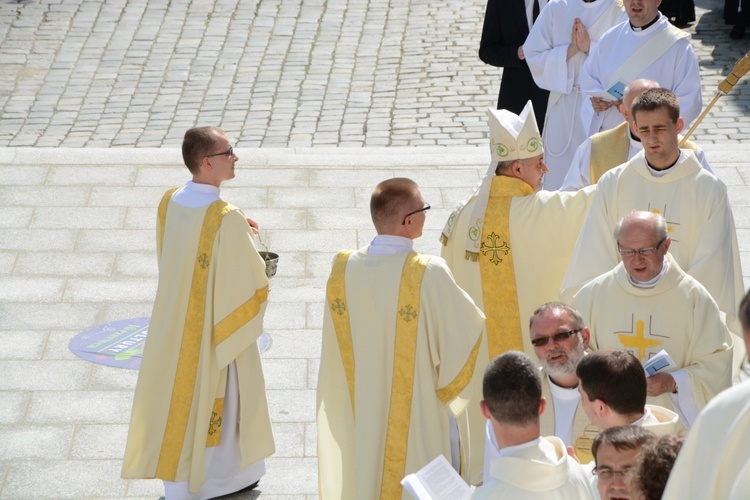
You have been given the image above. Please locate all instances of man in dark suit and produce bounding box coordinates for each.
[479,0,549,132]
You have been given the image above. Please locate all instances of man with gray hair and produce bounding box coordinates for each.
[572,211,733,428]
[472,351,595,499]
[483,302,598,470]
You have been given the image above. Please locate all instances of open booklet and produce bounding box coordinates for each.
[586,80,627,102]
[643,349,676,377]
[401,454,475,500]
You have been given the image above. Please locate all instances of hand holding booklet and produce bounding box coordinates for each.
[401,454,475,500]
[643,349,676,377]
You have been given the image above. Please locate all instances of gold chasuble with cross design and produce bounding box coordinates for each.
[441,175,595,484]
[317,249,484,499]
[122,189,275,493]
[573,255,733,424]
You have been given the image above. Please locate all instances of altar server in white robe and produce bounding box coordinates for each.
[573,212,733,428]
[661,289,750,500]
[560,78,711,191]
[523,0,626,189]
[441,103,595,482]
[472,352,595,499]
[318,178,485,499]
[122,127,275,499]
[579,0,701,137]
[561,89,745,348]
[576,348,679,436]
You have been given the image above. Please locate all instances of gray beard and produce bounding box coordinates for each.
[543,340,586,379]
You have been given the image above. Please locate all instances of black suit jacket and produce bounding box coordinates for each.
[479,0,549,130]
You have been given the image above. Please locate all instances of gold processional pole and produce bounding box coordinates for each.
[679,50,750,147]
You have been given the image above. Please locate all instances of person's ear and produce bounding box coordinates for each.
[580,328,591,350]
[480,400,491,420]
[676,117,684,134]
[539,396,547,417]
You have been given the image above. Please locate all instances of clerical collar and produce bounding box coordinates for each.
[547,374,580,399]
[367,235,414,255]
[646,151,682,174]
[628,256,670,288]
[630,406,653,426]
[630,14,660,31]
[186,181,220,195]
[496,437,544,458]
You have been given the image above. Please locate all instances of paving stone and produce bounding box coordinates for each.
[70,423,129,459]
[0,331,47,360]
[0,425,73,460]
[27,390,133,424]
[2,459,128,498]
[0,360,90,391]
[0,392,31,425]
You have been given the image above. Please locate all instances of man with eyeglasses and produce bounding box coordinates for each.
[572,211,733,429]
[561,89,745,361]
[317,177,486,498]
[591,426,657,500]
[122,127,275,498]
[441,102,595,483]
[484,302,599,471]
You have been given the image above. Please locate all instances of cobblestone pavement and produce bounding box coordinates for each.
[0,0,748,148]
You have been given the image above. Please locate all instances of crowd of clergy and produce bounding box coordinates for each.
[318,0,749,496]
[118,0,749,498]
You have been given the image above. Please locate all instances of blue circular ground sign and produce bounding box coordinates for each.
[70,318,272,370]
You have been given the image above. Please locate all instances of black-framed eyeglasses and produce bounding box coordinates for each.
[617,237,666,258]
[593,466,633,481]
[401,204,431,225]
[206,146,234,158]
[530,329,582,347]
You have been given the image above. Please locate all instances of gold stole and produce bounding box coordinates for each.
[154,195,234,479]
[590,122,630,184]
[540,374,599,464]
[479,177,532,359]
[325,251,431,500]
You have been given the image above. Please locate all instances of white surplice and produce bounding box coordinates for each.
[524,0,626,190]
[579,14,701,136]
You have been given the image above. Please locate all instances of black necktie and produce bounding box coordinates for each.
[533,0,540,23]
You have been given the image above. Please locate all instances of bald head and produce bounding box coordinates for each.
[613,211,667,242]
[621,79,660,125]
[614,211,671,282]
